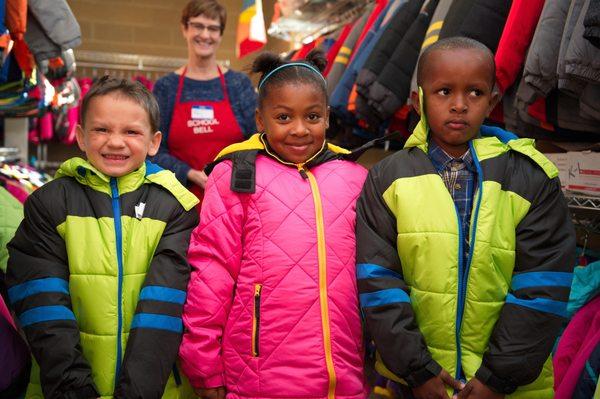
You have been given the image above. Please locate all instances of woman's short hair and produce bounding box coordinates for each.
[181,0,227,34]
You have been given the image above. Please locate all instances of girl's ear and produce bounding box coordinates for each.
[255,108,264,133]
[410,90,421,116]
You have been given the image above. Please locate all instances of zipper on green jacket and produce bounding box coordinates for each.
[110,178,125,383]
[454,141,484,383]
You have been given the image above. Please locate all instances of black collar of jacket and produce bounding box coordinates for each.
[205,135,346,194]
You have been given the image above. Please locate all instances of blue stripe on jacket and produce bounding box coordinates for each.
[19,305,76,327]
[357,263,402,280]
[139,286,186,305]
[360,288,411,308]
[511,271,573,291]
[131,313,183,333]
[8,277,69,304]
[505,294,568,318]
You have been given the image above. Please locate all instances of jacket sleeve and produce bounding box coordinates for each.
[356,165,442,387]
[476,177,576,394]
[114,203,199,399]
[6,190,99,399]
[179,162,244,389]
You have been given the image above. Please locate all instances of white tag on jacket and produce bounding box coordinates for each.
[135,202,146,219]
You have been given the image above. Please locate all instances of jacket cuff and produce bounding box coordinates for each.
[405,359,442,387]
[476,365,518,394]
[62,385,99,399]
[189,373,224,390]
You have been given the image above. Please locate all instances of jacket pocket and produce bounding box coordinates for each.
[252,284,262,357]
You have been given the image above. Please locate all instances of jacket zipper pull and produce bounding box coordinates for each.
[255,284,262,297]
[297,165,308,179]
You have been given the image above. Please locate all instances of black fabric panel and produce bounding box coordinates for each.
[479,151,549,204]
[136,300,183,319]
[362,0,424,75]
[12,292,72,314]
[512,286,571,303]
[481,303,565,387]
[119,185,181,223]
[458,0,511,53]
[358,277,407,293]
[24,320,97,399]
[438,0,474,38]
[113,329,183,399]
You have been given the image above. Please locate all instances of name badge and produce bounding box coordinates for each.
[191,105,214,120]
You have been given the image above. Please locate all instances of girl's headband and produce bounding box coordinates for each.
[258,62,327,91]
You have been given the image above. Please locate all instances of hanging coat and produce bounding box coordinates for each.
[364,0,438,126]
[354,0,421,126]
[583,0,600,48]
[438,0,511,53]
[495,0,545,93]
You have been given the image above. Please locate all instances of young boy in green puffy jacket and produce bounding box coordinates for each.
[356,37,575,399]
[6,77,199,399]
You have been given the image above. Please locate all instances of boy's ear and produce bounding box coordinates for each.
[147,131,162,157]
[486,84,501,117]
[410,90,421,116]
[75,125,86,153]
[255,109,264,133]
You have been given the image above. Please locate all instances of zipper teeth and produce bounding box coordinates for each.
[455,142,484,382]
[305,169,337,399]
[252,284,262,357]
[110,178,124,382]
[454,204,464,381]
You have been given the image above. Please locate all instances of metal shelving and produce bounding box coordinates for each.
[565,191,600,234]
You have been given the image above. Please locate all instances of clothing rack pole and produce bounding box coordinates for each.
[4,118,29,164]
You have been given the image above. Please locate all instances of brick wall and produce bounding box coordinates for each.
[67,0,289,71]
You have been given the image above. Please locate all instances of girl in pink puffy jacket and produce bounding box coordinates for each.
[179,50,368,399]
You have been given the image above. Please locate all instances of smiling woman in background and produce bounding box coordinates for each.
[152,0,257,203]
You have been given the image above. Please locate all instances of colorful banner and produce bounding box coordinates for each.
[236,0,267,58]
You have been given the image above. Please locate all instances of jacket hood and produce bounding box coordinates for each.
[56,158,199,211]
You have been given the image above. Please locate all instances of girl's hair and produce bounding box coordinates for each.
[251,49,328,106]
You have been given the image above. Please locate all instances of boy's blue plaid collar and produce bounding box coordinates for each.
[428,139,475,173]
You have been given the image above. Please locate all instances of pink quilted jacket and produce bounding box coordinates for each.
[180,153,368,399]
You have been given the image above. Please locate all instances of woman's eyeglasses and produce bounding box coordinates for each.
[187,22,221,34]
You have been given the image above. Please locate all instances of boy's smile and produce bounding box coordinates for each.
[414,48,498,157]
[76,93,162,177]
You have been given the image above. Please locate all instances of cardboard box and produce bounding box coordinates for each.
[544,153,569,189]
[566,151,600,196]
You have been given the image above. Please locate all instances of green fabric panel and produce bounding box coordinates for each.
[508,139,559,179]
[57,157,198,210]
[471,137,509,162]
[145,170,199,211]
[404,87,429,152]
[0,186,23,273]
[56,157,112,196]
[383,175,459,373]
[80,332,119,395]
[507,357,554,398]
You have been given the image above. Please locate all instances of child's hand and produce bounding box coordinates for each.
[196,387,226,399]
[412,369,464,399]
[456,378,504,399]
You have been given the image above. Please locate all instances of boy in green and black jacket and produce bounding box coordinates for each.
[6,77,199,399]
[356,37,575,399]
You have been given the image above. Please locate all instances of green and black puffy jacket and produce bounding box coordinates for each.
[7,158,199,399]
